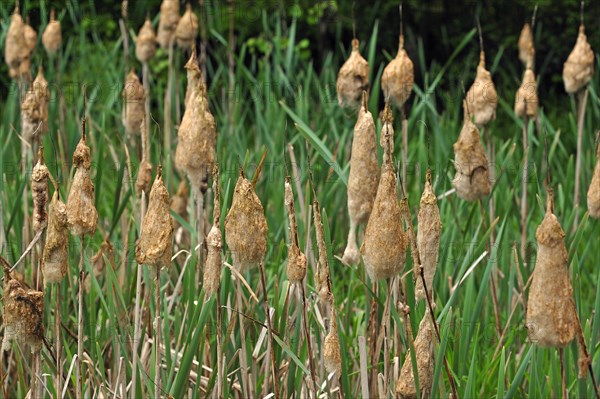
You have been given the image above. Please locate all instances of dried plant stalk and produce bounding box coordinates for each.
[313,194,333,305]
[382,35,414,108]
[1,268,45,353]
[285,176,307,283]
[175,50,216,193]
[43,191,69,283]
[157,0,180,49]
[415,170,441,301]
[122,69,145,135]
[563,24,595,94]
[203,165,222,297]
[42,9,62,56]
[452,104,491,201]
[224,172,268,271]
[323,309,342,376]
[136,16,157,63]
[361,104,406,280]
[396,315,435,399]
[514,52,538,118]
[526,190,578,348]
[135,167,174,268]
[466,51,497,126]
[66,133,98,237]
[175,3,198,50]
[336,39,369,109]
[518,23,534,67]
[588,137,600,218]
[31,148,49,232]
[342,93,379,265]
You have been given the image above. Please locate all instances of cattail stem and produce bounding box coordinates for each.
[216,286,223,399]
[76,235,85,399]
[228,0,235,136]
[163,40,174,184]
[300,284,317,396]
[235,279,250,398]
[154,265,161,399]
[142,62,151,160]
[559,348,567,399]
[258,261,279,398]
[196,190,204,283]
[573,88,589,231]
[520,115,529,262]
[401,107,408,192]
[55,283,63,398]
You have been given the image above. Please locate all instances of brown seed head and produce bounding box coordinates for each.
[313,198,333,305]
[466,51,497,126]
[43,191,69,284]
[122,69,145,135]
[136,16,157,62]
[336,39,370,109]
[157,0,180,49]
[203,165,222,297]
[323,310,342,376]
[382,34,414,108]
[175,3,198,50]
[5,8,26,73]
[32,147,49,232]
[563,24,595,94]
[587,136,600,218]
[285,177,307,284]
[514,52,538,118]
[66,133,98,236]
[135,160,153,196]
[42,9,62,56]
[518,23,534,67]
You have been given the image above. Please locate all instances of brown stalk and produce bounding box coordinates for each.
[572,88,589,231]
[258,261,279,398]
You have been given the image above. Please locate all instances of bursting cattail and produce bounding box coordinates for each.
[21,83,43,143]
[224,171,268,271]
[32,148,49,232]
[66,132,98,237]
[42,9,62,56]
[33,66,50,135]
[396,315,435,399]
[136,16,157,63]
[342,93,379,265]
[5,7,26,78]
[336,39,369,109]
[588,136,600,218]
[157,0,180,49]
[382,35,414,108]
[175,50,216,192]
[514,51,538,118]
[466,51,497,126]
[563,24,595,94]
[175,4,198,50]
[313,193,334,305]
[136,160,153,196]
[285,176,307,284]
[323,310,342,376]
[361,104,406,279]
[43,191,69,283]
[452,102,491,201]
[415,170,441,301]
[1,272,45,353]
[203,165,222,297]
[518,23,534,67]
[122,69,145,136]
[526,190,578,348]
[135,167,174,268]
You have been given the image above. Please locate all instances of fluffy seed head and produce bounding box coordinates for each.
[514,53,538,118]
[466,51,497,126]
[135,160,153,196]
[122,69,145,135]
[5,7,26,77]
[563,24,595,94]
[157,0,180,49]
[313,197,333,305]
[382,35,414,108]
[323,311,342,376]
[203,165,222,298]
[136,16,157,62]
[32,148,49,232]
[175,4,198,50]
[43,191,69,284]
[336,39,369,109]
[66,133,98,236]
[42,9,62,56]
[518,23,534,67]
[587,136,600,218]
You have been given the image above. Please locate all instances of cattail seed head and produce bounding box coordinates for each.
[5,7,26,77]
[336,39,369,109]
[135,160,153,196]
[514,52,538,118]
[452,103,491,201]
[224,172,268,271]
[136,16,157,63]
[175,4,198,50]
[157,0,180,49]
[466,51,497,126]
[382,35,414,108]
[415,170,441,301]
[24,18,37,53]
[396,315,435,398]
[136,167,174,268]
[66,132,98,237]
[526,190,579,348]
[563,24,595,94]
[285,177,307,284]
[361,104,407,280]
[203,165,222,297]
[33,67,50,135]
[2,272,45,353]
[32,148,49,232]
[43,191,69,284]
[518,23,534,67]
[323,310,342,376]
[587,137,600,218]
[175,50,216,193]
[313,198,333,305]
[122,69,145,136]
[42,9,62,56]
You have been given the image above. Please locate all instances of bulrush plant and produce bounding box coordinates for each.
[42,9,62,57]
[342,93,379,265]
[323,308,343,377]
[361,103,406,280]
[452,102,491,201]
[135,16,157,63]
[4,5,28,80]
[135,166,174,399]
[31,148,49,234]
[518,22,534,68]
[563,4,594,229]
[466,31,497,127]
[203,164,222,298]
[175,3,199,50]
[587,133,600,218]
[43,191,69,284]
[336,38,369,110]
[122,68,145,136]
[157,0,180,50]
[284,176,307,284]
[396,314,435,399]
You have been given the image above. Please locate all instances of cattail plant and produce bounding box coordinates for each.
[4,5,28,79]
[224,170,268,271]
[323,309,342,376]
[342,93,379,265]
[361,103,406,280]
[285,176,307,284]
[336,39,369,110]
[31,148,49,233]
[42,9,62,57]
[175,3,198,50]
[43,191,68,283]
[136,16,157,63]
[588,133,600,218]
[563,4,594,230]
[157,0,180,49]
[203,165,222,297]
[122,68,145,136]
[396,314,435,399]
[466,38,497,126]
[313,193,333,305]
[518,22,534,68]
[415,169,441,302]
[452,102,491,201]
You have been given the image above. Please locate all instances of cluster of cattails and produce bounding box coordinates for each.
[336,39,369,109]
[342,93,379,265]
